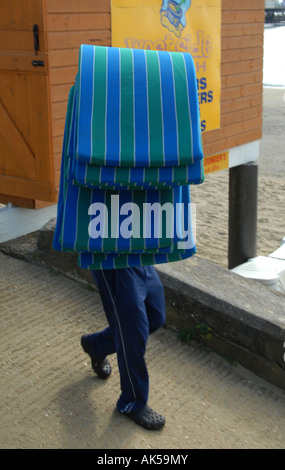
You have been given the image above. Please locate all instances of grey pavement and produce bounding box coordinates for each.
[1,251,285,449]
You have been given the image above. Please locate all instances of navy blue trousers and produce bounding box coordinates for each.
[89,266,166,414]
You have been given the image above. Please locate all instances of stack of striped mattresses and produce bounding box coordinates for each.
[53,45,204,270]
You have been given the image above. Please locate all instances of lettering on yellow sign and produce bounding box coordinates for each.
[203,151,229,175]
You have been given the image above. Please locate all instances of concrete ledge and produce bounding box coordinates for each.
[156,259,285,391]
[1,218,285,392]
[0,219,93,286]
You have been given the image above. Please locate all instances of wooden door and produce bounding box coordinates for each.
[0,0,55,207]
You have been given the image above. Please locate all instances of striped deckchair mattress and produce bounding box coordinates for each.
[53,45,204,270]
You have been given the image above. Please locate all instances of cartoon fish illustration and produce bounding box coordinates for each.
[161,0,191,37]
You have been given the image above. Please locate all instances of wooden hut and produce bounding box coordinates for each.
[0,0,265,265]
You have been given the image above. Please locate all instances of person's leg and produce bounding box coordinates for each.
[100,267,150,414]
[84,268,149,410]
[112,266,166,429]
[88,266,165,358]
[144,266,166,334]
[83,266,166,429]
[86,270,117,360]
[81,270,118,379]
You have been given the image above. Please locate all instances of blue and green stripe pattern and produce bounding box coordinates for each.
[70,44,204,189]
[53,45,204,270]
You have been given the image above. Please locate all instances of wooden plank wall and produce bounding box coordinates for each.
[45,0,111,197]
[202,0,264,156]
[45,0,264,199]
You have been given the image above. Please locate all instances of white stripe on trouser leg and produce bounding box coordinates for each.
[101,271,137,410]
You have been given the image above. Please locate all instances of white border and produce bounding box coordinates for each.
[229,140,260,168]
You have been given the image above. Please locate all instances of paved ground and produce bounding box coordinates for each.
[1,251,285,449]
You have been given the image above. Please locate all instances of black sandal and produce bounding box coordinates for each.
[81,334,112,379]
[124,405,165,430]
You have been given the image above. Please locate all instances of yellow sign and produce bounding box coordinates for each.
[111,0,221,133]
[203,151,229,175]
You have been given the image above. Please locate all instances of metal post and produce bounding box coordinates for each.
[228,162,258,270]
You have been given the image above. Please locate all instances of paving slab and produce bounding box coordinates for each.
[1,252,285,449]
